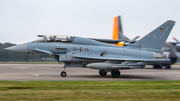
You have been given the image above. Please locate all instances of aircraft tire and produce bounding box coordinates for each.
[153,65,162,69]
[99,69,107,76]
[61,71,67,77]
[165,65,171,69]
[111,69,120,78]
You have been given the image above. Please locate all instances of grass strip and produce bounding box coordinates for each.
[0,81,180,101]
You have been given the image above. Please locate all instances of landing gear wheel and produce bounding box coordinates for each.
[61,71,67,77]
[165,65,171,69]
[153,65,162,69]
[99,69,107,76]
[111,69,120,78]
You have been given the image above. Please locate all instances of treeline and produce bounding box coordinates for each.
[0,43,55,62]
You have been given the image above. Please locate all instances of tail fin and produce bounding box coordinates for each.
[134,20,175,50]
[112,16,129,40]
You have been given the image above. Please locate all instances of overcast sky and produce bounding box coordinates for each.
[0,0,179,44]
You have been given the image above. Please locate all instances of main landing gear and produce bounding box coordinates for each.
[99,69,107,76]
[111,69,120,78]
[61,66,67,77]
[153,65,171,69]
[165,65,171,69]
[99,69,121,78]
[153,65,162,69]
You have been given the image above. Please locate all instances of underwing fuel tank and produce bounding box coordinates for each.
[86,62,144,69]
[86,63,115,69]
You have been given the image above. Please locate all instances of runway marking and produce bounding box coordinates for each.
[131,79,139,80]
[13,67,29,69]
[32,74,40,76]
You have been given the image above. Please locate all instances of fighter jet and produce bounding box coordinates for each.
[5,20,175,78]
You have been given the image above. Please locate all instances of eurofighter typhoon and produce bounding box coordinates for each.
[5,20,175,78]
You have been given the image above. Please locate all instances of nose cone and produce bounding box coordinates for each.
[5,43,28,53]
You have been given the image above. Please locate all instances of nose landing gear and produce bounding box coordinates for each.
[61,71,66,77]
[61,66,67,77]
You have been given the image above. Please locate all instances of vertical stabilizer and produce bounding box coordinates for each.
[134,20,175,50]
[112,16,129,40]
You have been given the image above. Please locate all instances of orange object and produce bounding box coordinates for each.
[112,17,118,40]
[116,42,124,46]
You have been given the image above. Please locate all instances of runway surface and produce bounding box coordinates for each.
[0,64,180,81]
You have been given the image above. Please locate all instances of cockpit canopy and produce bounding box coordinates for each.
[32,35,74,43]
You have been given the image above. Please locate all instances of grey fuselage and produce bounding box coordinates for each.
[26,36,166,65]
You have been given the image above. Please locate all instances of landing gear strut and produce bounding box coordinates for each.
[99,69,107,76]
[61,66,67,77]
[111,69,120,78]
